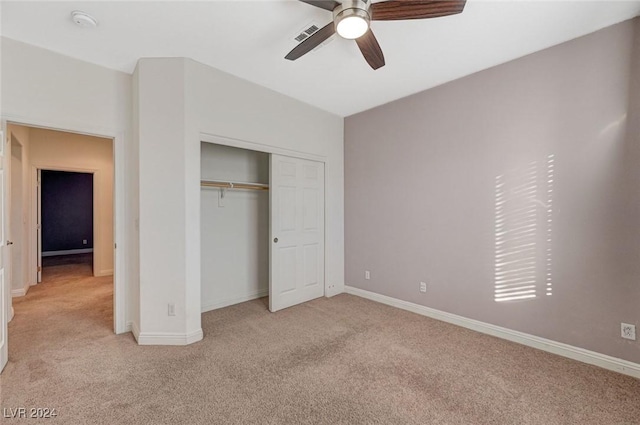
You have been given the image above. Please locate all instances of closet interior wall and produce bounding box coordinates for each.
[200,142,269,312]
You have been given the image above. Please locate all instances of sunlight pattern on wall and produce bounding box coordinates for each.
[545,155,554,296]
[494,155,554,302]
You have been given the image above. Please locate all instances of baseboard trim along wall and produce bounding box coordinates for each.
[131,321,140,341]
[344,286,640,379]
[201,290,269,313]
[95,269,114,277]
[42,248,93,257]
[11,287,28,297]
[133,327,204,346]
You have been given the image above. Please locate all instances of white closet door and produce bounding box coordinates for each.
[269,154,324,312]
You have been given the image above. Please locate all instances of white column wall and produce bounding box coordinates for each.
[134,57,344,344]
[135,59,202,343]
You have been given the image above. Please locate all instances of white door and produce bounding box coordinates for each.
[269,154,324,312]
[36,169,41,283]
[10,140,23,293]
[1,129,10,372]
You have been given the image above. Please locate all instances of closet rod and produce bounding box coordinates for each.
[200,180,269,191]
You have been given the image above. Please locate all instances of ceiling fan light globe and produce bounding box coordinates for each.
[336,15,369,39]
[334,6,370,39]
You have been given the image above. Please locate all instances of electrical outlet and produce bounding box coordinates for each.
[420,281,427,293]
[168,303,176,317]
[365,270,370,280]
[621,323,636,340]
[82,239,87,245]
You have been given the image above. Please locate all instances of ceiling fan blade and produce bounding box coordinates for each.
[355,30,385,70]
[285,22,336,61]
[298,0,340,12]
[371,0,466,21]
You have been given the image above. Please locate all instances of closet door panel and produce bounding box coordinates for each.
[270,154,325,312]
[303,244,319,287]
[303,188,319,230]
[278,246,297,294]
[278,186,296,232]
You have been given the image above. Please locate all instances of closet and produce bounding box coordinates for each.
[200,141,325,313]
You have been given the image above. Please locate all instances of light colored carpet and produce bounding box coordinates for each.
[2,263,640,424]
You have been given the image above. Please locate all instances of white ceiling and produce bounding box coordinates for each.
[2,1,640,117]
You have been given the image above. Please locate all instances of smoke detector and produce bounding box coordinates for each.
[71,11,98,28]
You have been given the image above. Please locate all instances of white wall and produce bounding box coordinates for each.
[130,66,140,331]
[1,37,133,333]
[28,128,113,277]
[135,59,189,341]
[2,37,344,344]
[134,57,343,344]
[186,58,345,299]
[187,59,344,333]
[1,38,131,135]
[201,143,269,312]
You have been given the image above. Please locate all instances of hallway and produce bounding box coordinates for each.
[13,253,112,335]
[6,255,115,378]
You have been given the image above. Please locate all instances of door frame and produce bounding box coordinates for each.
[199,132,329,301]
[8,134,25,298]
[1,129,8,371]
[0,116,126,335]
[33,166,100,278]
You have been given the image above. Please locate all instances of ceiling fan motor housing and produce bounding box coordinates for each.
[334,0,372,39]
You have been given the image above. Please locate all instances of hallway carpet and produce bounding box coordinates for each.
[2,266,640,424]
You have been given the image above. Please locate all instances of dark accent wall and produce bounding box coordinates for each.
[41,170,93,252]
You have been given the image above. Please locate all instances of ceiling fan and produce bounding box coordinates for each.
[285,0,467,70]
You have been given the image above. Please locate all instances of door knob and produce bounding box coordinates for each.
[273,238,278,243]
[6,241,13,245]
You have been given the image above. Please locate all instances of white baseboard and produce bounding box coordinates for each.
[201,290,268,313]
[42,248,93,257]
[13,281,32,297]
[135,328,204,346]
[94,269,113,277]
[131,321,140,342]
[9,306,14,322]
[11,287,28,297]
[345,286,640,379]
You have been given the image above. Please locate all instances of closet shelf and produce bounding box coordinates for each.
[200,180,269,191]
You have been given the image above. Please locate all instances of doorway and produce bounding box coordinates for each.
[39,170,95,275]
[1,118,125,373]
[5,124,115,325]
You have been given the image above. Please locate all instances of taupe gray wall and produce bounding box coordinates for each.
[345,18,640,363]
